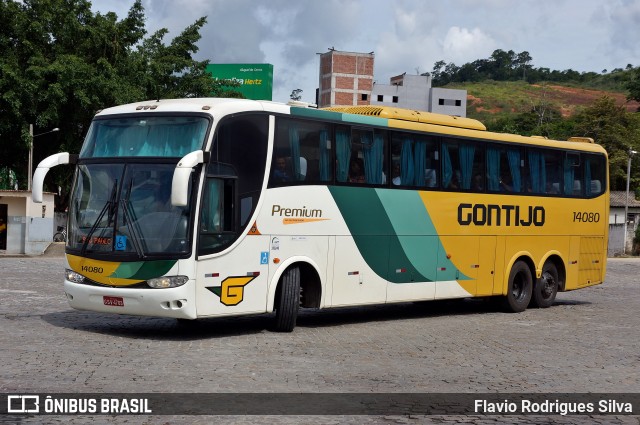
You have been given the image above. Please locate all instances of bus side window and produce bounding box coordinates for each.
[563,152,582,196]
[487,146,523,193]
[349,128,386,185]
[584,154,606,197]
[442,139,481,191]
[392,132,438,188]
[271,118,333,186]
[526,148,562,195]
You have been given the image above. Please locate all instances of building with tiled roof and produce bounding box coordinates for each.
[609,191,640,224]
[609,191,640,256]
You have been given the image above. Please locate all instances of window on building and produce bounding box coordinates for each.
[361,94,368,101]
[392,96,399,103]
[438,99,445,105]
[455,100,462,106]
[377,95,384,102]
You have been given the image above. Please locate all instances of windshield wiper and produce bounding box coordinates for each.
[119,177,146,259]
[81,181,118,255]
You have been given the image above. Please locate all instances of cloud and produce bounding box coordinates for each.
[88,0,640,103]
[442,27,497,65]
[605,0,640,67]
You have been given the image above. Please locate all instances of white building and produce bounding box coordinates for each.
[0,190,56,255]
[370,73,467,117]
[608,191,640,256]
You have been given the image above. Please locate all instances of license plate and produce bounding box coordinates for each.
[103,296,124,307]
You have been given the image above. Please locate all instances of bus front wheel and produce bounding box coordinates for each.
[502,260,533,313]
[530,262,558,308]
[273,266,300,332]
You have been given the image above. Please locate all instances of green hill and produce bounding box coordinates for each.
[445,80,639,123]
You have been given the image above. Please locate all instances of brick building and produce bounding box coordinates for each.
[317,50,374,108]
[316,49,466,116]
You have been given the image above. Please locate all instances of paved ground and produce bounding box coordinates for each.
[0,251,638,424]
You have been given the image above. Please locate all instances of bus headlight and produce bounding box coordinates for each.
[65,269,85,284]
[146,276,188,289]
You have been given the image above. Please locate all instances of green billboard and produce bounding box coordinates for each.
[206,63,274,100]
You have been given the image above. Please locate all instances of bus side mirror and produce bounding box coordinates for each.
[33,152,77,203]
[171,150,209,207]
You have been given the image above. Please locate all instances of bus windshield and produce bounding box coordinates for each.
[67,163,193,257]
[80,116,209,158]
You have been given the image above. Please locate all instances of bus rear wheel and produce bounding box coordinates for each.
[273,266,300,332]
[530,262,558,308]
[502,260,533,313]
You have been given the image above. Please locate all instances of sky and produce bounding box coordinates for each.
[90,0,640,104]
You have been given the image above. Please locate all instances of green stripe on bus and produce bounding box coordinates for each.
[290,107,388,127]
[376,189,468,281]
[112,260,177,280]
[340,114,388,127]
[290,108,344,122]
[329,187,469,283]
[328,186,429,283]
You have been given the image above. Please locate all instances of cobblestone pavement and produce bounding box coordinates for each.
[0,254,638,424]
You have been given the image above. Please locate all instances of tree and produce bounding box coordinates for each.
[0,0,241,209]
[431,60,447,86]
[571,96,640,190]
[626,66,640,106]
[515,51,533,80]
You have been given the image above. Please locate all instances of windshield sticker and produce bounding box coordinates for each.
[81,236,112,246]
[115,235,127,251]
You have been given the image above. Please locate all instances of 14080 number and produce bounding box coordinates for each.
[573,211,600,222]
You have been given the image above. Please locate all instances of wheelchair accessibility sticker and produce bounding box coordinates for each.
[115,235,127,251]
[260,251,269,264]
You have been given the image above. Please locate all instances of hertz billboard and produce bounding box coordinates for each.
[206,64,274,100]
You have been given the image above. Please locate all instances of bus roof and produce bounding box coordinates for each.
[322,106,487,131]
[93,98,607,156]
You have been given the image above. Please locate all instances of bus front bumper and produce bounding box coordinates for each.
[63,279,197,319]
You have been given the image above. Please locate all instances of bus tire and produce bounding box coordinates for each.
[530,262,558,308]
[273,266,300,332]
[502,260,533,313]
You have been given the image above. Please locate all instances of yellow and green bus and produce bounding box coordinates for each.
[33,98,608,331]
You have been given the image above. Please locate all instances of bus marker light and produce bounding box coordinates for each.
[395,268,406,273]
[439,267,447,271]
[446,254,452,259]
[348,271,359,276]
[247,271,260,277]
[273,258,280,264]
